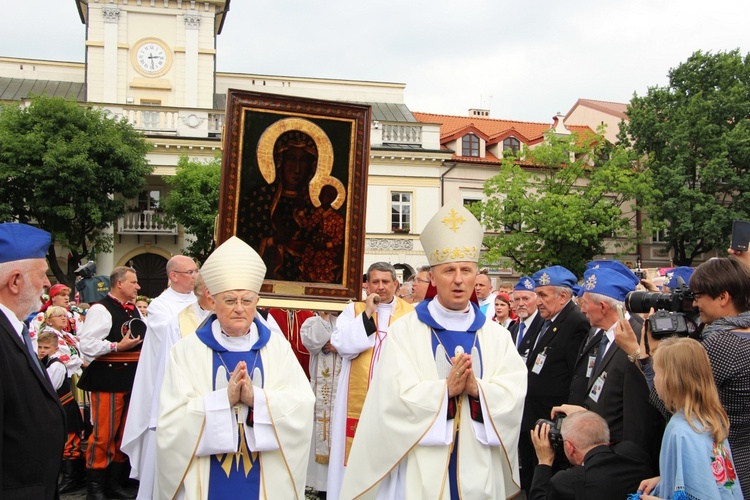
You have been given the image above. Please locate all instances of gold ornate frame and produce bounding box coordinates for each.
[218,90,371,308]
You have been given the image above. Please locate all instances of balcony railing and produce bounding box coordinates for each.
[108,105,225,138]
[118,211,178,235]
[382,124,422,144]
[123,108,179,133]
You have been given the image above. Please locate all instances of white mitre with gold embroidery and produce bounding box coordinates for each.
[420,202,483,266]
[200,236,267,295]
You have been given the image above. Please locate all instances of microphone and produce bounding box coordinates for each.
[373,295,380,305]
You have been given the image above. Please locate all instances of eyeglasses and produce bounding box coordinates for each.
[414,278,430,284]
[219,296,257,308]
[173,270,199,276]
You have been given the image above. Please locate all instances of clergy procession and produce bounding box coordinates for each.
[2,203,750,500]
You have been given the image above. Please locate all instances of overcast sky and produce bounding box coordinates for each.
[2,0,748,123]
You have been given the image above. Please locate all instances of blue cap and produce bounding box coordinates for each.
[532,265,577,289]
[0,223,51,264]
[586,260,639,288]
[582,267,637,302]
[664,266,694,289]
[514,276,536,292]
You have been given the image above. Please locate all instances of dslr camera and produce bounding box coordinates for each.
[625,277,696,338]
[535,413,566,450]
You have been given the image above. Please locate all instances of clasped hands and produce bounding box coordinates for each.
[227,361,254,408]
[447,353,479,398]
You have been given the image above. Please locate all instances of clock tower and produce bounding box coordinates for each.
[76,0,229,135]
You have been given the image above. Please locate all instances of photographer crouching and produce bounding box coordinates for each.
[529,411,652,499]
[616,256,750,497]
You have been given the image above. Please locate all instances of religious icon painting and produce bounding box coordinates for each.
[218,90,371,309]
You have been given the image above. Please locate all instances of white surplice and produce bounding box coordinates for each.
[121,287,195,499]
[340,300,527,499]
[301,314,342,492]
[327,298,411,500]
[155,319,314,499]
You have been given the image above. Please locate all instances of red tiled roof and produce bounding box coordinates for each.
[413,112,552,144]
[414,111,598,164]
[565,99,629,121]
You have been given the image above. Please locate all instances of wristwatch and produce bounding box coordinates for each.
[627,348,641,363]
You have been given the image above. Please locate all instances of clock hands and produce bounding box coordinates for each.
[147,52,165,70]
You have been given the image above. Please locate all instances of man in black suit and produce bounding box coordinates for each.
[518,266,590,492]
[529,411,651,500]
[569,260,644,406]
[0,223,66,499]
[508,276,545,360]
[564,262,663,467]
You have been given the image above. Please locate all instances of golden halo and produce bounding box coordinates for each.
[256,118,346,209]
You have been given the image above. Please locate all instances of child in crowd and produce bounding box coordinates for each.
[38,332,86,493]
[135,296,150,321]
[41,306,84,377]
[638,337,743,499]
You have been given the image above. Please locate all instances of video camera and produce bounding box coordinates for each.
[625,276,697,338]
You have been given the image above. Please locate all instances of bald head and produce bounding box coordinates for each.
[167,255,198,294]
[474,273,493,301]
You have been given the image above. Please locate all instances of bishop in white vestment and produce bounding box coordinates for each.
[155,237,314,499]
[340,203,527,499]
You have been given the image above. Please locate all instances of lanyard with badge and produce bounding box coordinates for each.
[588,371,607,403]
[531,347,548,374]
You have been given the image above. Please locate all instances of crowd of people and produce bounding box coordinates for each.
[1,209,749,500]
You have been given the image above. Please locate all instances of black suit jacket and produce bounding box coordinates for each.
[522,300,590,431]
[509,310,545,357]
[0,310,66,500]
[529,442,653,500]
[568,316,643,406]
[579,318,663,467]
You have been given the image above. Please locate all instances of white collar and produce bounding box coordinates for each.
[212,319,259,352]
[428,297,476,331]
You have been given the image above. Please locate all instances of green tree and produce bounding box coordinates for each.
[161,154,221,262]
[472,130,653,277]
[0,95,152,285]
[621,49,750,265]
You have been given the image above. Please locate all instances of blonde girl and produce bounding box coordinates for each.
[638,337,742,499]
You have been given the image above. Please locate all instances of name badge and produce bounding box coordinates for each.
[588,371,607,403]
[532,349,548,375]
[586,355,597,378]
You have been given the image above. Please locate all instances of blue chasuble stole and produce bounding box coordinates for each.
[195,316,270,500]
[416,301,485,499]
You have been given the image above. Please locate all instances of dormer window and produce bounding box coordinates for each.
[503,137,520,154]
[462,134,480,157]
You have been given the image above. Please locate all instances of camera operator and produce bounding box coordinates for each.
[616,256,750,497]
[529,411,651,500]
[689,256,750,496]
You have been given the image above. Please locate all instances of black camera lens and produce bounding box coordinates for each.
[625,291,672,313]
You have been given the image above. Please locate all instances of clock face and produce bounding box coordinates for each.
[136,43,168,74]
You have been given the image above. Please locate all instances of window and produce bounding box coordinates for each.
[652,228,669,243]
[503,137,520,155]
[141,99,161,129]
[138,190,162,211]
[462,134,480,157]
[391,192,411,232]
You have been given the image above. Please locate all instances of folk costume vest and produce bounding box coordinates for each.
[77,295,142,392]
